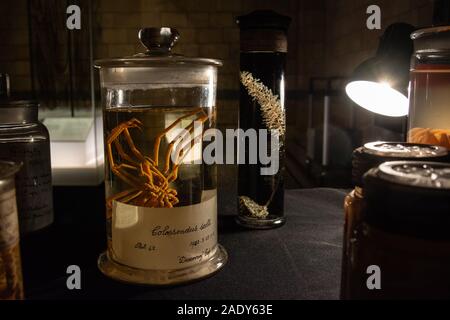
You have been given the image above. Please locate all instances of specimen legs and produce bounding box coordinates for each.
[106,108,209,208]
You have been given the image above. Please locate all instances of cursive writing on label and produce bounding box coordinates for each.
[134,242,156,251]
[151,219,212,237]
[112,192,218,270]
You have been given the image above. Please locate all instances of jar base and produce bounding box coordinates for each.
[235,215,286,229]
[97,244,228,286]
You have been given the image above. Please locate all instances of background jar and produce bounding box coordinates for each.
[0,161,24,300]
[408,26,450,149]
[0,100,53,235]
[346,161,450,299]
[341,141,449,299]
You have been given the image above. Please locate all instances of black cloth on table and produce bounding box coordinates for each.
[21,187,345,300]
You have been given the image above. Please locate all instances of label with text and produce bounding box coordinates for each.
[0,189,20,249]
[111,191,217,270]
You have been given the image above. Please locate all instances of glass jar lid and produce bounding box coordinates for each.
[411,25,450,52]
[378,161,450,189]
[363,161,450,239]
[0,100,39,124]
[95,27,222,68]
[364,141,448,158]
[351,141,449,187]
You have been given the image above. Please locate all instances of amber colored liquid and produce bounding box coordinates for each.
[349,224,450,299]
[408,67,450,149]
[341,188,364,300]
[408,127,450,149]
[104,106,215,205]
[0,244,24,300]
[103,106,216,252]
[343,186,450,299]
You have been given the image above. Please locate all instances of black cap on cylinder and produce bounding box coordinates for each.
[236,10,291,31]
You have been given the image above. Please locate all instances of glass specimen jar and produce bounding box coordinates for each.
[236,10,291,229]
[408,26,450,149]
[0,100,53,235]
[95,28,227,285]
[0,161,24,300]
[341,141,449,299]
[345,161,450,299]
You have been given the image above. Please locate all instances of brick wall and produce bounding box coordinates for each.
[319,0,434,144]
[93,0,303,129]
[0,0,304,128]
[0,0,440,188]
[94,0,300,90]
[324,0,433,78]
[0,0,437,130]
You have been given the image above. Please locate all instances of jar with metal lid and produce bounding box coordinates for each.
[408,26,450,149]
[346,161,450,299]
[341,141,449,299]
[95,27,227,285]
[0,161,24,300]
[0,100,53,235]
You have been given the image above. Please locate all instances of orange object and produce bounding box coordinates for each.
[106,108,208,209]
[408,128,450,149]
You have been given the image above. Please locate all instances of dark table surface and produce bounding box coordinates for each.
[21,187,345,300]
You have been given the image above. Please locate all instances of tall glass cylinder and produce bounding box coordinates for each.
[236,11,291,229]
[95,28,227,285]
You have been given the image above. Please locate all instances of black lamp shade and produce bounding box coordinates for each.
[346,23,415,117]
[353,23,415,95]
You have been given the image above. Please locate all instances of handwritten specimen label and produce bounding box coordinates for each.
[111,191,217,270]
[0,189,20,250]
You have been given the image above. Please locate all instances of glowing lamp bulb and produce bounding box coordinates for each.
[345,80,409,117]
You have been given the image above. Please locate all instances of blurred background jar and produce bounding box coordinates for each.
[0,90,53,235]
[0,161,24,300]
[408,26,450,149]
[341,141,449,299]
[345,161,450,299]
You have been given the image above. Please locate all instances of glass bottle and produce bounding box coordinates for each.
[0,100,53,235]
[341,141,449,299]
[0,161,24,300]
[347,161,450,299]
[408,26,450,149]
[236,10,291,229]
[95,27,227,285]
